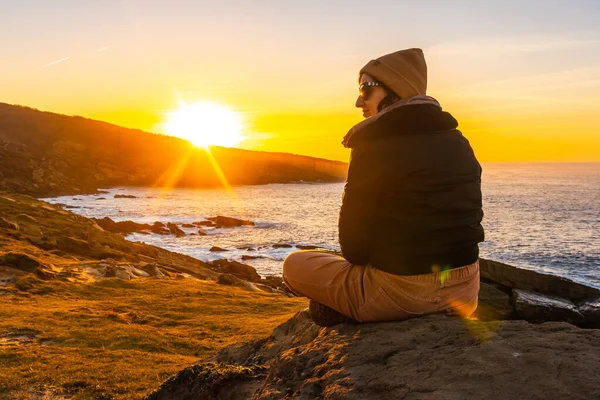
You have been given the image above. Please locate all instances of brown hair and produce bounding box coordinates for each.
[375,80,401,112]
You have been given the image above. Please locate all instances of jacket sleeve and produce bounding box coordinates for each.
[338,146,382,266]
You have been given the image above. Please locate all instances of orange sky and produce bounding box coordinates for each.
[2,1,599,162]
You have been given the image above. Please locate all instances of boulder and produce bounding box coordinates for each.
[150,222,170,235]
[138,263,168,279]
[148,311,600,400]
[209,246,228,252]
[0,252,42,272]
[0,217,19,230]
[296,244,322,250]
[272,243,292,249]
[167,223,186,237]
[479,258,599,302]
[194,220,216,227]
[114,194,137,199]
[114,267,132,280]
[210,260,261,283]
[0,253,55,280]
[207,216,254,228]
[129,266,150,277]
[92,217,153,235]
[197,228,207,236]
[579,299,600,328]
[181,223,196,228]
[475,281,513,321]
[217,273,260,292]
[513,288,585,325]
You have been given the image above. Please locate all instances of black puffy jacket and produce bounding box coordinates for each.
[339,104,484,275]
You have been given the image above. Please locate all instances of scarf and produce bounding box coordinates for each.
[342,95,441,148]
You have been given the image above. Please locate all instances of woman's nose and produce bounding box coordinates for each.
[355,96,364,108]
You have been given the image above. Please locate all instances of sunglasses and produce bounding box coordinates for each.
[359,81,383,100]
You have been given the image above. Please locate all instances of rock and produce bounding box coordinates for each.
[475,281,514,321]
[513,289,585,325]
[150,222,170,235]
[241,255,264,261]
[0,253,55,280]
[56,236,91,254]
[167,223,186,237]
[152,311,600,400]
[145,363,268,400]
[114,194,137,199]
[194,220,215,227]
[92,217,154,235]
[217,273,241,285]
[479,258,600,302]
[0,252,41,272]
[181,223,195,228]
[96,197,106,200]
[209,246,228,252]
[272,244,292,249]
[197,228,207,236]
[114,267,132,280]
[579,299,600,328]
[207,216,254,228]
[296,244,321,250]
[253,283,286,294]
[210,260,261,283]
[16,214,38,223]
[260,276,293,295]
[137,263,167,279]
[0,217,19,230]
[103,258,117,266]
[216,273,260,292]
[129,266,150,277]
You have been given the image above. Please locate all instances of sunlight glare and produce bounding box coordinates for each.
[164,101,244,148]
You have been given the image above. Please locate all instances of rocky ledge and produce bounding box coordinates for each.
[147,259,600,399]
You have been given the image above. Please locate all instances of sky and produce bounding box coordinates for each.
[1,0,600,162]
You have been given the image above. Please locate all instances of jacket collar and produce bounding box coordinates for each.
[342,96,458,148]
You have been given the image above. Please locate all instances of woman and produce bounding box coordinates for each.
[283,48,484,326]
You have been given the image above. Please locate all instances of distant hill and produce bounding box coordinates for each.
[0,103,348,197]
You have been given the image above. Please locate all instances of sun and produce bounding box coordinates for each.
[164,101,245,148]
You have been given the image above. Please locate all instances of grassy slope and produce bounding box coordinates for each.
[0,194,308,399]
[0,279,307,399]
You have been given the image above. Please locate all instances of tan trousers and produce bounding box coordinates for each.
[282,250,480,323]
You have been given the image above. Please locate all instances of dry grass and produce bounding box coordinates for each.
[0,278,308,399]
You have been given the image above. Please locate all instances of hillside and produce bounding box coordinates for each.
[0,193,308,399]
[0,103,348,197]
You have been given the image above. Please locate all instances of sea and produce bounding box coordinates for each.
[41,163,600,289]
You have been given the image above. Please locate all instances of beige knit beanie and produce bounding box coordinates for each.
[359,48,427,99]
